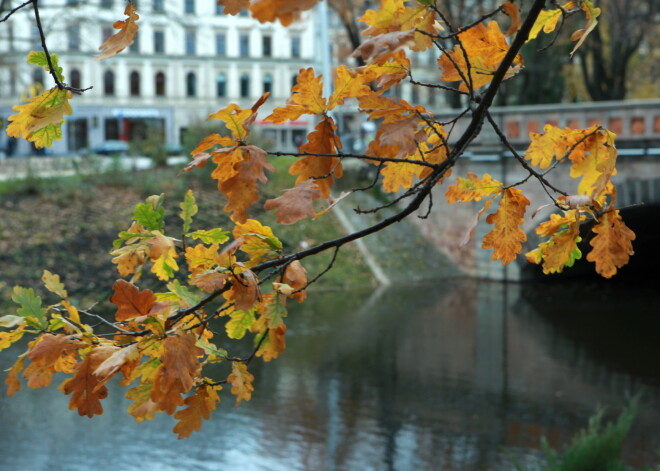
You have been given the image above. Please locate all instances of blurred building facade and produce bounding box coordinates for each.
[0,0,316,156]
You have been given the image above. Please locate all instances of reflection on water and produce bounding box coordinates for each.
[0,280,658,471]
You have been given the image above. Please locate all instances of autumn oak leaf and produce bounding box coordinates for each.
[227,361,254,406]
[173,384,221,439]
[586,210,635,278]
[264,179,322,225]
[110,279,157,322]
[96,4,140,60]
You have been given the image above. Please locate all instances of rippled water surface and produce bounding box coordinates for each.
[0,280,658,471]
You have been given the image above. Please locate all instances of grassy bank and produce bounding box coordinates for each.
[0,158,376,308]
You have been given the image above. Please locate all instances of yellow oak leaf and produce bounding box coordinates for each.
[208,105,251,142]
[358,50,410,91]
[7,87,72,148]
[96,4,139,60]
[438,21,522,91]
[173,384,221,439]
[482,188,530,265]
[524,124,588,170]
[264,179,322,225]
[126,382,159,422]
[445,173,503,203]
[227,361,254,406]
[586,210,635,278]
[527,7,563,41]
[42,270,67,298]
[569,129,617,199]
[185,244,220,276]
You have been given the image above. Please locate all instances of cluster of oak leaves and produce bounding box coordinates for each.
[1,0,636,438]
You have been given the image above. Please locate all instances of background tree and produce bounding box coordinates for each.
[576,0,659,100]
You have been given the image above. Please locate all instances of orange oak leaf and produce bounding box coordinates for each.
[23,334,82,389]
[110,279,157,322]
[94,343,140,386]
[438,21,522,91]
[526,211,584,274]
[586,210,635,278]
[256,325,287,362]
[482,188,530,264]
[227,361,254,406]
[290,118,343,198]
[60,345,117,418]
[329,65,375,109]
[216,0,249,15]
[524,124,591,170]
[233,219,282,264]
[226,269,262,312]
[191,271,228,293]
[264,179,322,225]
[266,68,326,123]
[282,260,307,303]
[502,1,522,36]
[151,332,204,415]
[217,145,275,223]
[353,30,416,63]
[249,0,320,26]
[5,357,25,396]
[445,173,503,203]
[358,50,410,91]
[96,4,139,60]
[173,384,222,439]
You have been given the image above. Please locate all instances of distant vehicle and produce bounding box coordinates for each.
[92,140,130,156]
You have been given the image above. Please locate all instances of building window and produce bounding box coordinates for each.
[291,74,298,88]
[263,73,273,95]
[153,0,163,12]
[130,71,140,96]
[102,27,112,43]
[154,30,165,53]
[215,33,226,56]
[184,0,194,13]
[31,24,40,50]
[238,9,248,17]
[239,33,249,57]
[104,70,115,96]
[70,69,81,89]
[240,73,250,98]
[155,72,166,96]
[101,0,112,7]
[216,73,226,97]
[129,32,139,53]
[216,3,223,14]
[185,30,196,55]
[68,25,80,51]
[262,35,272,57]
[186,71,196,97]
[105,118,119,140]
[291,36,301,58]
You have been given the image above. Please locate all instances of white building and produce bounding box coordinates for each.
[0,0,317,156]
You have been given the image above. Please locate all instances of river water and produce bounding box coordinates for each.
[0,280,658,471]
